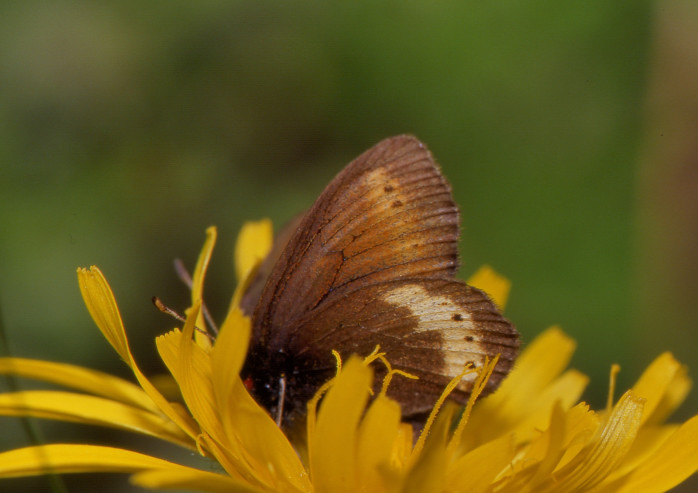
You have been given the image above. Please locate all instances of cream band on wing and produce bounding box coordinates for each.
[382,283,485,385]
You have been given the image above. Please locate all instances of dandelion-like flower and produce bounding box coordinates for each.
[0,223,696,492]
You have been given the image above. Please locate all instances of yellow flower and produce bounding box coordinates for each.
[0,223,696,492]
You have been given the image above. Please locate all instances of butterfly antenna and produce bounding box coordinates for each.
[173,258,219,335]
[152,297,214,344]
[275,374,287,427]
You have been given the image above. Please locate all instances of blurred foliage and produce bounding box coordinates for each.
[1,0,697,491]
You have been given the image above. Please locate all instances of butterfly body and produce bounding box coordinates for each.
[241,135,519,424]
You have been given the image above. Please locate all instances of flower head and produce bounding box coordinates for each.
[0,223,696,492]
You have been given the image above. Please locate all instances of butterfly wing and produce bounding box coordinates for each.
[246,135,518,417]
[284,278,519,416]
[252,135,461,345]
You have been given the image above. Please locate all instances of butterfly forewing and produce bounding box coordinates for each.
[253,136,459,341]
[244,135,519,421]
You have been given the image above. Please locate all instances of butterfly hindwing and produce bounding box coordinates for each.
[284,278,519,416]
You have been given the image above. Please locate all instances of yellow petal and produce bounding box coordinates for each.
[0,391,192,448]
[190,227,217,348]
[178,302,218,435]
[467,265,511,309]
[402,407,451,493]
[546,391,645,493]
[157,323,308,491]
[158,327,254,483]
[211,308,309,490]
[552,403,600,471]
[592,415,698,493]
[0,444,189,478]
[492,405,599,493]
[521,401,568,489]
[310,357,372,493]
[216,373,309,490]
[131,468,263,493]
[77,266,131,362]
[211,307,252,414]
[446,434,514,493]
[191,226,217,306]
[356,395,402,490]
[227,219,274,319]
[156,315,223,443]
[234,219,273,283]
[390,423,415,474]
[173,304,289,489]
[497,326,577,402]
[466,328,585,446]
[508,370,589,444]
[596,424,680,485]
[77,266,200,438]
[0,357,156,412]
[632,352,692,425]
[226,381,311,492]
[198,434,264,488]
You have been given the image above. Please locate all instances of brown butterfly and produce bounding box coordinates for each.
[240,135,519,427]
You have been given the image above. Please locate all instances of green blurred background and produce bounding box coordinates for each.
[1,1,697,491]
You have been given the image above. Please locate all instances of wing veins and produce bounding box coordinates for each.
[319,178,456,249]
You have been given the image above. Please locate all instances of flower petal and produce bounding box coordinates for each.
[234,219,273,283]
[402,408,451,493]
[547,391,645,492]
[190,227,217,348]
[521,401,569,488]
[508,370,590,444]
[310,357,372,493]
[77,266,131,362]
[0,444,190,478]
[0,391,192,448]
[496,327,577,403]
[595,424,679,485]
[592,415,698,493]
[465,328,585,446]
[157,322,309,491]
[156,315,223,443]
[220,381,310,492]
[212,307,251,414]
[158,326,259,484]
[446,434,514,493]
[632,352,692,425]
[550,403,599,471]
[132,468,262,493]
[0,357,156,412]
[467,265,511,309]
[77,266,200,438]
[356,395,402,490]
[211,309,309,489]
[191,227,217,304]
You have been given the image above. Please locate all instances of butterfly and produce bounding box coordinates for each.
[240,135,519,427]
